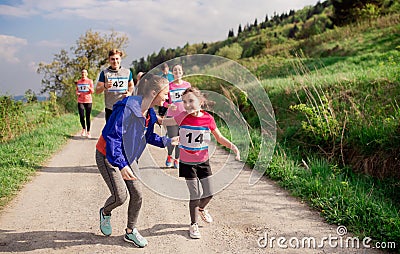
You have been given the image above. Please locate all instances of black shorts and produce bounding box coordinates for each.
[179,160,212,179]
[158,106,168,116]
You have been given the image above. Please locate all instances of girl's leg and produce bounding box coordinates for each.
[78,103,86,130]
[199,176,213,209]
[84,103,92,132]
[166,125,179,156]
[186,178,201,224]
[125,177,143,230]
[96,150,128,215]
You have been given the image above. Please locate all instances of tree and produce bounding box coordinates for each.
[238,24,242,35]
[228,29,234,38]
[216,43,243,60]
[37,30,129,111]
[37,49,72,95]
[24,89,37,103]
[72,29,128,71]
[288,24,299,38]
[331,0,384,26]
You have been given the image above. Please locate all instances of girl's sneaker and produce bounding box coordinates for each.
[86,132,91,138]
[173,159,179,169]
[199,209,213,223]
[189,223,201,239]
[81,129,86,137]
[165,155,172,167]
[124,228,148,248]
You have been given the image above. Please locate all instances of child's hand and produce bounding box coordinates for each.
[232,145,241,161]
[171,136,179,146]
[169,104,177,111]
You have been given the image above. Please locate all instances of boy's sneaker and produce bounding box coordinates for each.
[165,155,172,167]
[173,159,179,169]
[124,228,148,248]
[81,129,86,137]
[99,208,112,236]
[189,223,201,239]
[199,209,213,223]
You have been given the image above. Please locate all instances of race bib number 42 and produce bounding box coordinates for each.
[179,125,211,151]
[108,77,129,93]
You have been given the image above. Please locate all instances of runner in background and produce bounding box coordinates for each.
[76,69,94,138]
[162,87,240,239]
[96,49,135,122]
[157,63,174,117]
[163,64,191,169]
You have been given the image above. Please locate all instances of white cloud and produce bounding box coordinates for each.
[0,0,321,95]
[36,39,68,48]
[0,35,28,63]
[0,4,37,17]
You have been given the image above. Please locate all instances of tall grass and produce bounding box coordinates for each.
[263,146,399,248]
[0,93,104,208]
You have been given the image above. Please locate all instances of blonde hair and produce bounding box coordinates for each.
[136,74,168,97]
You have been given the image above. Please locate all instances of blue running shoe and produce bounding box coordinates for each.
[165,155,172,167]
[173,159,179,169]
[99,208,112,236]
[124,228,148,248]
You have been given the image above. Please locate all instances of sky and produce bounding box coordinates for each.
[0,0,321,96]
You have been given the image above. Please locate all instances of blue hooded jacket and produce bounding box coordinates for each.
[102,96,171,170]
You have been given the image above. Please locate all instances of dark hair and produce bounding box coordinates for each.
[182,87,215,110]
[161,63,169,71]
[108,49,123,57]
[136,74,169,97]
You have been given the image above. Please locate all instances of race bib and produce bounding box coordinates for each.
[108,76,129,93]
[170,88,186,103]
[77,83,89,92]
[179,125,211,151]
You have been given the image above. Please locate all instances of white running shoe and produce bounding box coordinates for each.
[199,209,213,223]
[189,223,201,239]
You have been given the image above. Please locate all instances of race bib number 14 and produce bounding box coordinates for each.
[179,125,211,151]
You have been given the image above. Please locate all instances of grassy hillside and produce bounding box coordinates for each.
[1,2,399,251]
[187,13,400,250]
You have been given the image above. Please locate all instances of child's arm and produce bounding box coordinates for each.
[211,128,240,161]
[161,117,178,126]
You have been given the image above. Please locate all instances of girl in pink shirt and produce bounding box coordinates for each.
[162,87,240,239]
[76,69,94,138]
[163,64,191,168]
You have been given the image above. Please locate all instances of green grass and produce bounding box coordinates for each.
[0,93,104,209]
[263,146,400,249]
[1,12,399,252]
